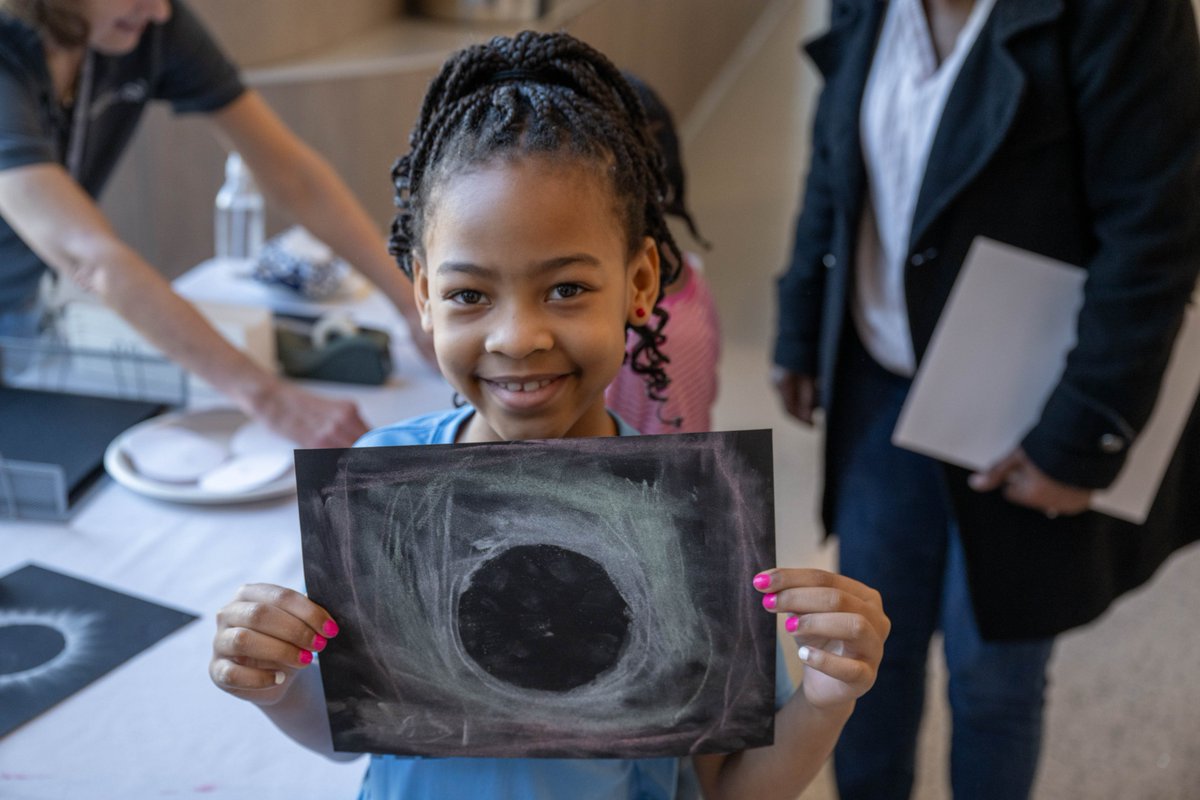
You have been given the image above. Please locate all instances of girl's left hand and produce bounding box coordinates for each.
[754,568,890,711]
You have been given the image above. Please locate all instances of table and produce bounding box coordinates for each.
[0,261,452,799]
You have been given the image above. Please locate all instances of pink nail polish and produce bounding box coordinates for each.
[753,573,772,591]
[298,650,313,665]
[786,616,799,633]
[312,634,328,652]
[323,619,339,637]
[762,593,778,611]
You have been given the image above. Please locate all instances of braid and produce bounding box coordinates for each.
[389,30,682,405]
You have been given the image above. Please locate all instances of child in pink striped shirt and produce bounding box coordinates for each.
[606,75,722,433]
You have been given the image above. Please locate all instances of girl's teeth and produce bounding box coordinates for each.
[500,379,552,392]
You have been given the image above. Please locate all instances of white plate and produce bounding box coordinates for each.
[199,452,294,493]
[104,408,297,505]
[122,425,229,483]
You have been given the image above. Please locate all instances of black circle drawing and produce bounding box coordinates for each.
[0,624,67,676]
[457,544,632,692]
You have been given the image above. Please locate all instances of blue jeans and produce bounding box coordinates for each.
[828,336,1054,800]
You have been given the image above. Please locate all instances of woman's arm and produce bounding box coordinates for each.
[772,21,844,381]
[1019,0,1200,489]
[692,569,889,800]
[209,91,435,362]
[772,16,851,424]
[0,163,367,447]
[970,1,1200,516]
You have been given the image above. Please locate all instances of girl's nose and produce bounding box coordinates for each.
[484,307,553,359]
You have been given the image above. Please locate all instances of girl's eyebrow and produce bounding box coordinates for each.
[437,254,602,277]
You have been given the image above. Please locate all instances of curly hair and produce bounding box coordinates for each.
[0,0,89,47]
[389,30,683,404]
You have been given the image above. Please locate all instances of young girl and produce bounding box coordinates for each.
[209,31,889,800]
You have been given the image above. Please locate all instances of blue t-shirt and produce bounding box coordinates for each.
[352,407,796,800]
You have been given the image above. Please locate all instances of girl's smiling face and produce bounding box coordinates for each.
[414,157,659,443]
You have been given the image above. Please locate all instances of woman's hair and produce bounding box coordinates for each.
[389,30,682,403]
[1,0,89,47]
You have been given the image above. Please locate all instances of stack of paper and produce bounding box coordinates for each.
[893,238,1200,524]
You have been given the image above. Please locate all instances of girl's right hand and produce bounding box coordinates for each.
[209,583,339,706]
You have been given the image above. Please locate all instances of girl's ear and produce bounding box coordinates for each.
[412,257,435,333]
[626,235,661,326]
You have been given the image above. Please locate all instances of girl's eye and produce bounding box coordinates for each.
[550,283,586,300]
[448,289,485,305]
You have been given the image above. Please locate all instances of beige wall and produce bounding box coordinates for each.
[99,0,772,279]
[190,0,402,68]
[683,0,828,348]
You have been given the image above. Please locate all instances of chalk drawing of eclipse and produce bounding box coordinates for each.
[298,430,778,759]
[457,544,632,692]
[0,609,101,690]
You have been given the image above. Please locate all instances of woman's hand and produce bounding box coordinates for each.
[210,583,339,706]
[771,367,819,425]
[754,568,889,711]
[968,446,1092,518]
[249,380,369,449]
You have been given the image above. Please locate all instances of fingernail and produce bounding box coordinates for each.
[798,645,812,662]
[786,615,799,633]
[762,593,778,610]
[968,474,985,490]
[323,619,340,637]
[274,671,286,685]
[298,650,313,665]
[312,634,328,652]
[752,573,772,591]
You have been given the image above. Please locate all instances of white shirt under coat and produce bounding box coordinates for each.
[853,0,998,376]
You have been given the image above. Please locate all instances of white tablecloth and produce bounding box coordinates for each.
[0,261,451,799]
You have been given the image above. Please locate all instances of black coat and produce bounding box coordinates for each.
[774,0,1200,639]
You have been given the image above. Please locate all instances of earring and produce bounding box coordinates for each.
[635,307,647,320]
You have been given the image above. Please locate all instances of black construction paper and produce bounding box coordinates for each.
[297,429,776,759]
[0,564,197,737]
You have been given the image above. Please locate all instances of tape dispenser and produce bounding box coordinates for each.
[274,311,392,385]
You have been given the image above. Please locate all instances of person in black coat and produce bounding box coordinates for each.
[772,0,1200,797]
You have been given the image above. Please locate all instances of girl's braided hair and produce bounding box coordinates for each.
[389,30,682,404]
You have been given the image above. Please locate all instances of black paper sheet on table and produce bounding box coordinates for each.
[297,429,777,759]
[0,563,197,737]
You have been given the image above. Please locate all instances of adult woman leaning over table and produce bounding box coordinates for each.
[0,0,432,448]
